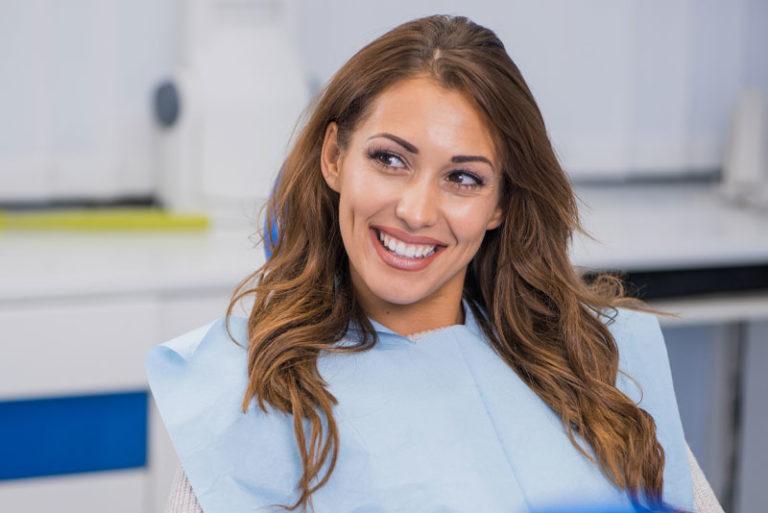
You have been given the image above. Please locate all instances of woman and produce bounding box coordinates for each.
[147,15,723,513]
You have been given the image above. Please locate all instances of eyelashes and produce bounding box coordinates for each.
[446,170,484,188]
[367,149,406,169]
[365,148,486,189]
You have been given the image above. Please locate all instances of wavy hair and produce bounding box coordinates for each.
[228,14,678,512]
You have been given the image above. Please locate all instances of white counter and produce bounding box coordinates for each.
[570,183,768,324]
[571,182,768,270]
[0,228,263,302]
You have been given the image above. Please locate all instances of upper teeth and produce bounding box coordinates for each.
[378,231,437,259]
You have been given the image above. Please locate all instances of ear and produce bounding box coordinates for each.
[320,122,342,193]
[486,206,503,231]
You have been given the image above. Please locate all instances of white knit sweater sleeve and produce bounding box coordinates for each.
[164,466,203,513]
[163,443,725,513]
[687,444,726,513]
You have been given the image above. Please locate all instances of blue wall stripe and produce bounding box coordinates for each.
[0,390,147,481]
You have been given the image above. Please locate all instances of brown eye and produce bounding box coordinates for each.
[447,170,483,188]
[367,150,405,169]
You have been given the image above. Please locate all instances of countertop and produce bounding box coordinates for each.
[0,227,263,302]
[570,182,768,270]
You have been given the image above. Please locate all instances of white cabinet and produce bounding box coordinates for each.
[0,296,158,400]
[0,229,260,513]
[0,469,148,513]
[0,0,177,203]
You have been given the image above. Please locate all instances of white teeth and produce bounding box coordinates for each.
[385,234,397,252]
[377,230,437,259]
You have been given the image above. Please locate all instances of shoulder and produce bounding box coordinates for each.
[599,307,672,405]
[146,317,248,379]
[602,308,668,381]
[145,317,301,511]
[144,316,251,433]
[604,308,694,507]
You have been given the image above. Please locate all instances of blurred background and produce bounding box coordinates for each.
[0,0,766,511]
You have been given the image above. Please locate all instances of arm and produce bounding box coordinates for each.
[687,443,725,513]
[164,466,203,513]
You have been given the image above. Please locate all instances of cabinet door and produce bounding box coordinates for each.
[0,295,158,512]
[0,295,158,399]
[0,470,147,513]
[0,0,174,203]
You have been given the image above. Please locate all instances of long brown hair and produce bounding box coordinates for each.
[228,15,675,512]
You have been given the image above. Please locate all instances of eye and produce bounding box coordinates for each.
[367,149,406,169]
[446,170,484,189]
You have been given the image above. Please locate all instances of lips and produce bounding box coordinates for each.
[369,226,446,271]
[373,225,446,246]
[377,230,437,259]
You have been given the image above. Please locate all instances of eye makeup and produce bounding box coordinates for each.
[366,147,407,169]
[365,144,492,190]
[446,170,485,189]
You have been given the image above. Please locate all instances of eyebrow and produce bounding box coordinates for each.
[369,133,418,154]
[368,132,494,168]
[451,155,494,167]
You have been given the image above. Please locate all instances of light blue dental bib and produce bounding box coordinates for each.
[146,307,693,513]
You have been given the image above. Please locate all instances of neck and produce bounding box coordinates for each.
[349,263,468,336]
[371,300,465,336]
[356,288,466,336]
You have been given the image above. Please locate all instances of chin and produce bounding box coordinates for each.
[368,280,433,307]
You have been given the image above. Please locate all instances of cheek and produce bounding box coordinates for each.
[344,163,396,198]
[339,166,397,219]
[448,201,501,241]
[336,166,386,240]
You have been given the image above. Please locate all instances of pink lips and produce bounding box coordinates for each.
[369,226,446,272]
[373,225,446,246]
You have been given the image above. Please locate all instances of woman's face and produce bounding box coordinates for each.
[320,77,503,315]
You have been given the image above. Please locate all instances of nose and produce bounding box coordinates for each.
[394,176,439,230]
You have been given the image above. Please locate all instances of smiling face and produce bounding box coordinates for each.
[320,77,504,331]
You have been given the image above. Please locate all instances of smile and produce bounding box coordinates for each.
[369,227,446,272]
[377,230,437,259]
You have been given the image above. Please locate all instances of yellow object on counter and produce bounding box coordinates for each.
[0,208,209,231]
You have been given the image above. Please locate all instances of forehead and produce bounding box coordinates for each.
[354,77,499,162]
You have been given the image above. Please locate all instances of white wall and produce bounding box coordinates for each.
[1,0,765,203]
[293,0,768,179]
[0,0,178,202]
